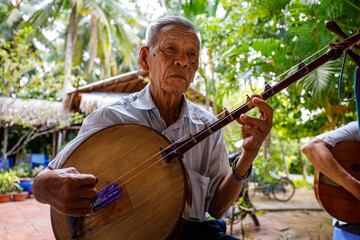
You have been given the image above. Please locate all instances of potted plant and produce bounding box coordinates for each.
[0,170,12,203]
[11,163,31,179]
[0,170,20,203]
[12,184,28,201]
[11,163,43,195]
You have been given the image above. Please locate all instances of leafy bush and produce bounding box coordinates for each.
[0,170,21,194]
[10,163,43,178]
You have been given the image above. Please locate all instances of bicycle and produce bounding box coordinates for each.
[246,171,295,202]
[226,185,260,236]
[226,151,260,236]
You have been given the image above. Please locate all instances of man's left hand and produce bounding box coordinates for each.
[236,95,273,153]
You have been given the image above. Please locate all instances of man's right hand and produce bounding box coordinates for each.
[32,167,98,217]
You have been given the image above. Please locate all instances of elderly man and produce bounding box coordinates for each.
[33,16,273,239]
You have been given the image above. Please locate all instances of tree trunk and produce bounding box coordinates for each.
[280,141,290,176]
[99,60,104,80]
[313,4,321,52]
[86,15,98,80]
[263,133,271,160]
[204,74,210,112]
[207,48,217,114]
[297,138,308,180]
[62,2,80,98]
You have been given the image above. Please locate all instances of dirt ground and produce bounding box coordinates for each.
[252,187,334,240]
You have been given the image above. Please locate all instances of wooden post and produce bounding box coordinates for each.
[2,128,8,169]
[0,127,2,150]
[52,131,57,159]
[57,131,63,153]
[14,130,22,165]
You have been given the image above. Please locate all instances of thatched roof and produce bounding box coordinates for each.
[79,92,129,115]
[0,71,212,130]
[64,70,148,114]
[65,70,212,115]
[0,97,71,130]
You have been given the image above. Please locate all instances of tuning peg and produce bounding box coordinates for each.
[333,34,360,66]
[326,20,360,50]
[346,49,360,67]
[326,20,349,39]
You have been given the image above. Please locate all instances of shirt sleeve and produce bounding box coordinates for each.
[315,121,360,147]
[47,107,121,169]
[204,129,230,213]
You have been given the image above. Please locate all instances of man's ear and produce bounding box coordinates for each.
[139,46,150,71]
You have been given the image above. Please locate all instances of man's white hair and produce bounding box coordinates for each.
[145,16,197,47]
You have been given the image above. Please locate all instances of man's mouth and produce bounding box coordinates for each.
[169,74,186,80]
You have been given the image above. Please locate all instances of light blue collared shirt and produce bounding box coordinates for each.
[315,121,360,147]
[49,84,230,221]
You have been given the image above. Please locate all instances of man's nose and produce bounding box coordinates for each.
[174,55,189,68]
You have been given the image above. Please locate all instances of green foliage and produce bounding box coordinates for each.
[23,0,144,83]
[165,0,220,21]
[0,27,62,99]
[10,163,31,178]
[69,112,85,125]
[0,169,21,194]
[194,0,358,137]
[291,178,312,189]
[10,163,42,178]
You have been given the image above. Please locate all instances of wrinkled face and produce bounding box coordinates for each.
[141,25,200,96]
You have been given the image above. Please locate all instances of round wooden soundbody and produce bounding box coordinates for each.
[314,141,360,223]
[50,124,191,239]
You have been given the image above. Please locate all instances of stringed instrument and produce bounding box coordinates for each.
[314,141,360,223]
[50,24,360,239]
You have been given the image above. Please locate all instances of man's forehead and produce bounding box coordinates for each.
[159,25,200,47]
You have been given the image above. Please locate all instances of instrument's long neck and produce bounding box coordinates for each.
[161,31,360,162]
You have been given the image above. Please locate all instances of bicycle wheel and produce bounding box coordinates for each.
[272,177,295,202]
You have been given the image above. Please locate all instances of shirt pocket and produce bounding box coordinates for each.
[187,169,210,220]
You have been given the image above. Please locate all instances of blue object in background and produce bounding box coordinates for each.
[19,179,33,194]
[30,153,49,168]
[333,227,360,240]
[0,157,14,169]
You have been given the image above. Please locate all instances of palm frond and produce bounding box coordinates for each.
[83,0,110,33]
[21,0,65,32]
[297,61,337,98]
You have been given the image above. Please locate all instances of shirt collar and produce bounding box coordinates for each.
[179,96,205,126]
[131,84,157,110]
[131,83,204,125]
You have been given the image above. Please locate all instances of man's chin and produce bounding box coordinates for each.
[163,85,188,96]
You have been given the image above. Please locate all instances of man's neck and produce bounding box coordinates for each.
[150,85,183,127]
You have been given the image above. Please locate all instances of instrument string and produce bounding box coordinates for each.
[101,45,330,189]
